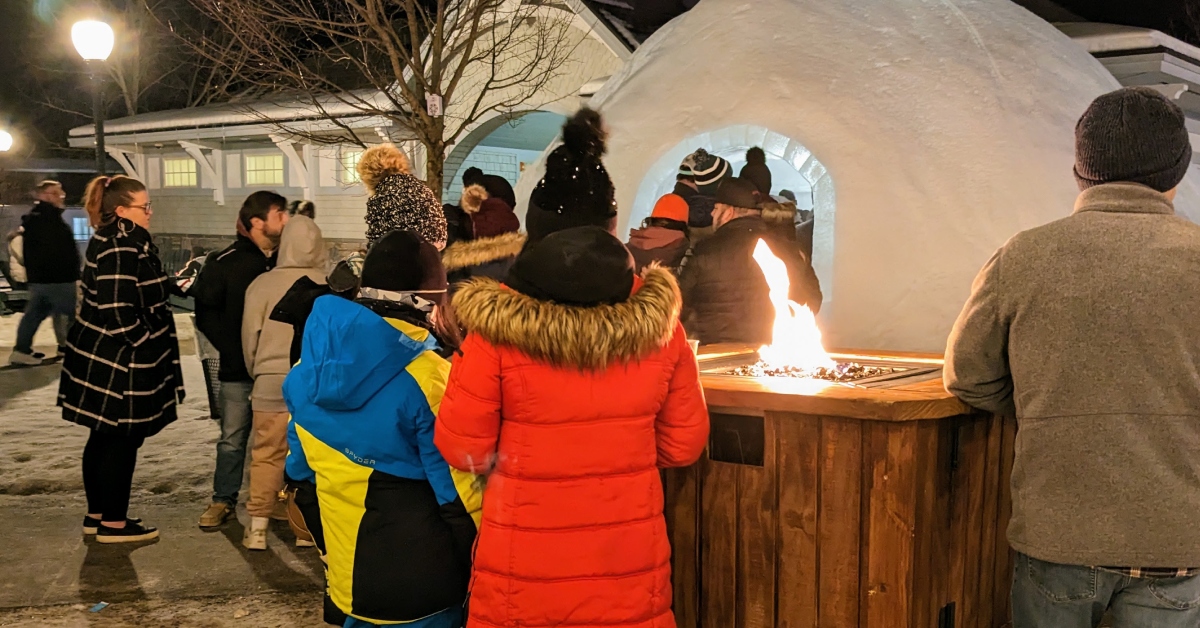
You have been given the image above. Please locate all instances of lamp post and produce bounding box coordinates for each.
[0,131,12,153]
[71,20,114,176]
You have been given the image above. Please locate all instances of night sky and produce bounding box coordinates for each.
[0,0,1194,158]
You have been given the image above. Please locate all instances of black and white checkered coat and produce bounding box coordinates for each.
[58,218,185,438]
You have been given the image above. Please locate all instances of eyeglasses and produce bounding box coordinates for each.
[125,203,153,213]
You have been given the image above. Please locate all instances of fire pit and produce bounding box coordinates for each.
[699,348,943,388]
[727,361,895,382]
[701,241,942,388]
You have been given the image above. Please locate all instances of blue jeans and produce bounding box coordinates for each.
[342,606,463,628]
[212,380,253,507]
[1013,552,1200,628]
[14,282,75,354]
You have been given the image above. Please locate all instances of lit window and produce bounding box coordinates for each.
[163,157,198,188]
[72,217,93,241]
[342,149,363,183]
[245,154,285,186]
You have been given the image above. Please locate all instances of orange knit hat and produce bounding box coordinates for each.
[650,193,689,223]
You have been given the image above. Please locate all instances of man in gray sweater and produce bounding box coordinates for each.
[946,87,1200,627]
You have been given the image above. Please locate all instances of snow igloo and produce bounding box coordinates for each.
[587,0,1200,352]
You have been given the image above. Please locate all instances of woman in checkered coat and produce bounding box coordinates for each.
[58,175,185,544]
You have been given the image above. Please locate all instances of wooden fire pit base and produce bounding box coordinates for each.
[664,348,1016,628]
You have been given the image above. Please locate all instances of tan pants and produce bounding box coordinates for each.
[247,411,289,518]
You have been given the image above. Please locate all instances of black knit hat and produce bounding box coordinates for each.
[505,226,634,306]
[1075,86,1192,193]
[359,230,448,293]
[690,149,732,195]
[740,147,773,196]
[528,109,617,235]
[716,177,762,210]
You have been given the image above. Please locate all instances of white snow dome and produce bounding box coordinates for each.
[589,0,1200,352]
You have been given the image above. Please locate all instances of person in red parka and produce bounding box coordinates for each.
[435,226,710,628]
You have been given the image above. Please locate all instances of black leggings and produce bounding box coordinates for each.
[82,430,145,523]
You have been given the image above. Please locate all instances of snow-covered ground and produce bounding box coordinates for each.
[0,312,325,626]
[0,313,210,501]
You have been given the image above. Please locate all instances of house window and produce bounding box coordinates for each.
[163,157,198,188]
[72,217,93,241]
[341,149,363,184]
[245,154,285,186]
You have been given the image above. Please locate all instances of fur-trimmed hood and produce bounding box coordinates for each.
[461,184,489,214]
[452,266,681,369]
[442,232,526,271]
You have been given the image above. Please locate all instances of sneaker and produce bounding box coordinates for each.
[242,516,269,551]
[8,351,42,366]
[199,502,234,528]
[83,515,142,535]
[96,521,159,544]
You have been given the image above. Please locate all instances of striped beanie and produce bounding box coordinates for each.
[679,154,696,179]
[690,149,732,195]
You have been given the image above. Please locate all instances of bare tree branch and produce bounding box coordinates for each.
[168,0,580,193]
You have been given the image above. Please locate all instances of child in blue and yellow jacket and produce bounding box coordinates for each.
[284,230,481,628]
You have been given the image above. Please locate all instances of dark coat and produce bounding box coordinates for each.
[479,174,516,210]
[58,218,184,438]
[674,181,716,229]
[679,215,822,345]
[524,197,618,245]
[21,201,80,284]
[442,203,473,248]
[442,232,526,288]
[269,275,335,366]
[192,236,274,382]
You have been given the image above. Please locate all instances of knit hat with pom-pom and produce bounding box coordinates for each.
[526,109,618,243]
[739,147,773,197]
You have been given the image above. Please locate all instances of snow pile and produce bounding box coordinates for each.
[589,0,1200,351]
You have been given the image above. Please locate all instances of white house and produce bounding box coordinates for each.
[69,1,627,260]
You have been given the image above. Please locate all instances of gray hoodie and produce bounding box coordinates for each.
[945,182,1200,568]
[243,215,328,412]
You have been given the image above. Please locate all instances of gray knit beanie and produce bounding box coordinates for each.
[1074,86,1192,193]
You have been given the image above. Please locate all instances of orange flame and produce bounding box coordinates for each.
[752,239,835,372]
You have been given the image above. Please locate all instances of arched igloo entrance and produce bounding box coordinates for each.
[443,110,568,203]
[633,125,836,300]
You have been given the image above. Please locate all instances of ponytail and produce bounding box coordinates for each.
[84,175,146,228]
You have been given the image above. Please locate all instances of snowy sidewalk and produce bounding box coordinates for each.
[0,311,325,626]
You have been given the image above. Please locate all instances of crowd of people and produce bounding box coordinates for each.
[8,84,1198,627]
[34,108,725,628]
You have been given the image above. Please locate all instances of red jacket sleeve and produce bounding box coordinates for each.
[436,332,503,474]
[655,324,710,468]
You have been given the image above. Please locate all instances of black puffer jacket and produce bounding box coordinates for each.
[22,201,80,284]
[678,215,822,345]
[192,236,274,382]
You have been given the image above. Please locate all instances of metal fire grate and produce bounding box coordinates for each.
[698,350,943,389]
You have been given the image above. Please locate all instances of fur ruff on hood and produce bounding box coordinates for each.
[761,200,797,229]
[452,266,681,370]
[461,184,489,214]
[442,232,526,271]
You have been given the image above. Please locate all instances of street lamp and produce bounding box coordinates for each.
[71,20,114,176]
[0,131,12,152]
